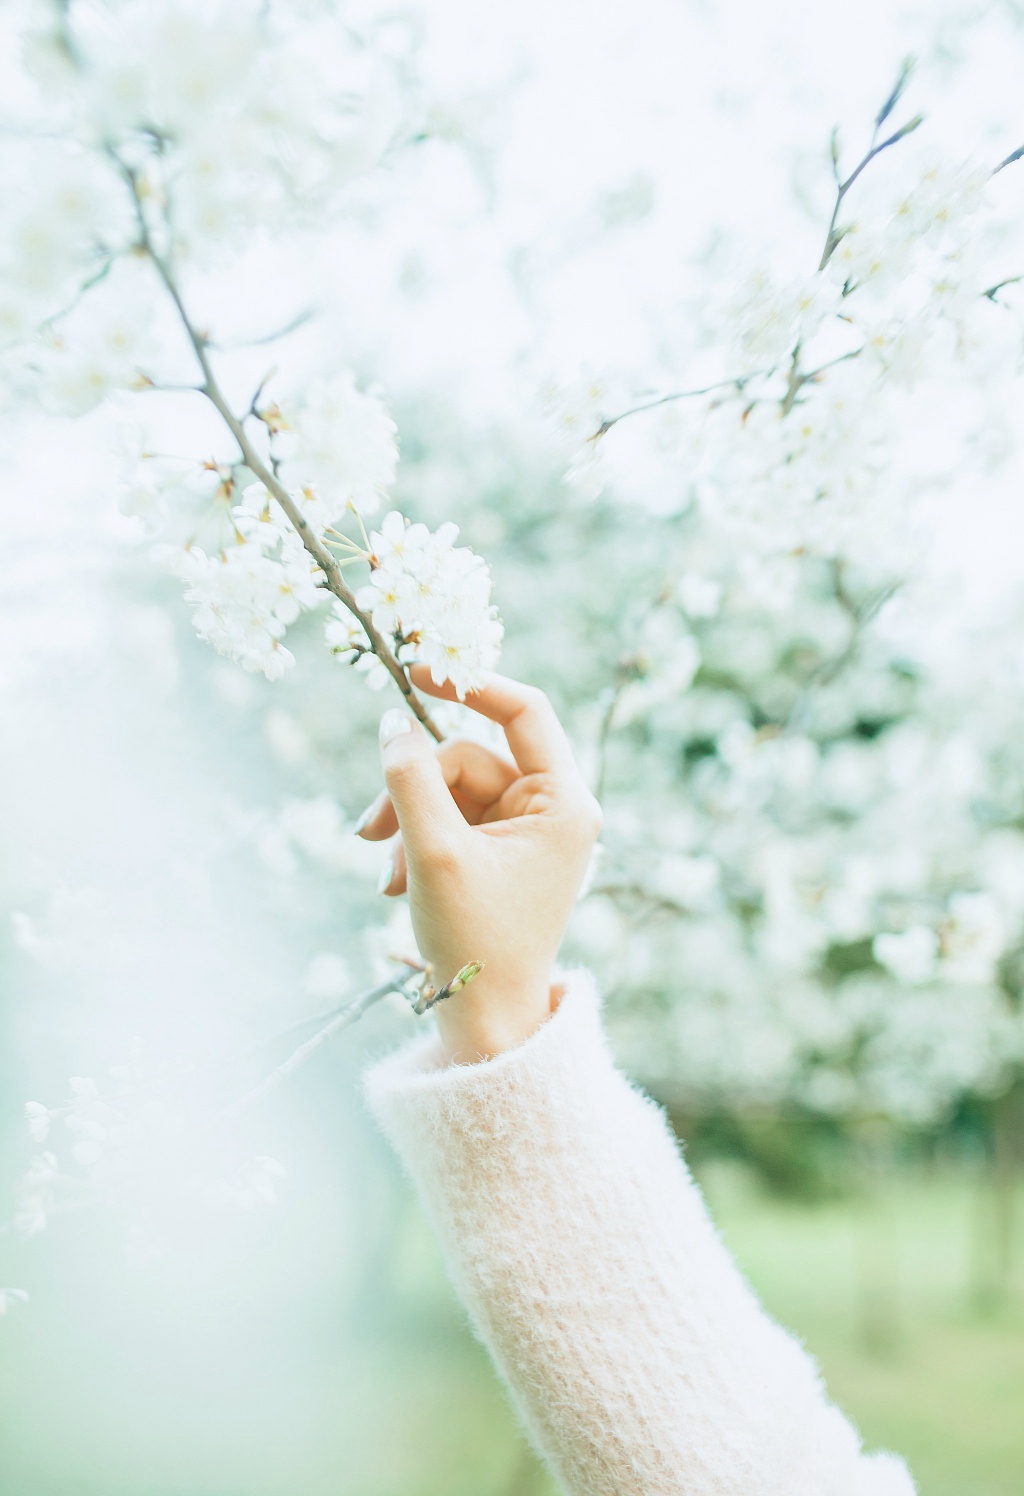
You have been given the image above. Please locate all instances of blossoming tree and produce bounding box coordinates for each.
[3,0,1024,1322]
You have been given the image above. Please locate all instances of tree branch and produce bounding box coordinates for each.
[221,973,417,1120]
[993,144,1024,175]
[591,375,755,441]
[819,109,924,272]
[114,155,444,742]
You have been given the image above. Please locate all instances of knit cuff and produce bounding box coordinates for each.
[363,966,605,1141]
[856,1453,917,1496]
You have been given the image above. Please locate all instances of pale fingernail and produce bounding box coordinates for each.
[353,794,384,836]
[376,858,394,896]
[379,709,412,747]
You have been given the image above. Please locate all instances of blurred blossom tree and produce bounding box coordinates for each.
[1,0,1024,1320]
[542,64,1024,1134]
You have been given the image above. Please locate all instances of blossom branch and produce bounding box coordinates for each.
[115,156,444,742]
[819,62,924,272]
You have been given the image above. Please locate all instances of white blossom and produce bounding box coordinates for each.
[873,926,940,986]
[724,270,841,372]
[174,489,325,680]
[940,891,1006,985]
[352,511,503,697]
[676,572,723,620]
[275,373,399,520]
[27,258,160,417]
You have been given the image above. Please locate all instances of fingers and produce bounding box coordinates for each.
[376,709,468,868]
[408,665,579,780]
[356,738,519,841]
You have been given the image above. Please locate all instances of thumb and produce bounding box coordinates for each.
[378,709,465,865]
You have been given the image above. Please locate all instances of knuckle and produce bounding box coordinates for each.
[417,836,461,878]
[557,790,603,846]
[520,683,551,716]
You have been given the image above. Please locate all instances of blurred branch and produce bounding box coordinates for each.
[589,880,692,920]
[593,579,675,801]
[594,659,644,803]
[786,562,900,733]
[820,62,924,272]
[222,973,419,1120]
[984,275,1023,303]
[112,152,444,743]
[209,308,317,352]
[591,374,755,440]
[993,144,1024,175]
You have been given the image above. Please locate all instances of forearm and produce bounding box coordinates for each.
[365,971,915,1496]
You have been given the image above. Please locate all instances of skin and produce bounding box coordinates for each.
[355,666,603,1065]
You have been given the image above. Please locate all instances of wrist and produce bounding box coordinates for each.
[432,975,556,1065]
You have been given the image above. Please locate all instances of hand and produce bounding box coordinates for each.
[355,667,602,1064]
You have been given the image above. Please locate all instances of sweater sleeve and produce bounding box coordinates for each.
[363,969,916,1496]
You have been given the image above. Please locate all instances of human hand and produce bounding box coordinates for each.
[355,667,602,1064]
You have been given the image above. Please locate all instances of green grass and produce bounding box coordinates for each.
[0,1168,1019,1494]
[699,1164,1024,1496]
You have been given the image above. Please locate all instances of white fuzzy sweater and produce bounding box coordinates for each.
[365,970,916,1496]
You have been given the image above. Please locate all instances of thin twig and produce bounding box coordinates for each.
[210,308,316,351]
[592,375,755,440]
[589,881,692,920]
[221,975,416,1120]
[819,61,924,272]
[113,153,444,742]
[594,662,644,803]
[410,959,484,1016]
[983,275,1023,302]
[785,565,900,733]
[993,144,1024,175]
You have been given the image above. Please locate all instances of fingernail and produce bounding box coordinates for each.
[379,710,412,747]
[376,858,394,896]
[353,794,384,836]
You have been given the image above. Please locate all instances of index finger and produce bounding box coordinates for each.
[408,666,580,780]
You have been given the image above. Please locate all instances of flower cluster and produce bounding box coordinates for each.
[0,2,503,710]
[271,373,399,522]
[550,126,1019,579]
[564,544,1024,1124]
[22,0,405,256]
[337,511,504,698]
[174,487,324,680]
